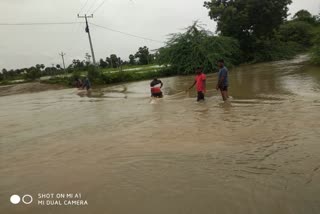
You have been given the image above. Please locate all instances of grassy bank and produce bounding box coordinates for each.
[40,65,176,87]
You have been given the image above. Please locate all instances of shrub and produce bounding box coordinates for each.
[87,65,101,81]
[279,21,313,47]
[157,22,241,74]
[310,30,320,64]
[252,39,303,62]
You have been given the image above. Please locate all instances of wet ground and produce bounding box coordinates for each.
[0,55,320,214]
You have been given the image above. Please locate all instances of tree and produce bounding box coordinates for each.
[311,27,320,64]
[35,64,42,71]
[1,69,8,80]
[25,67,41,80]
[204,0,292,37]
[106,54,119,68]
[148,54,156,64]
[40,64,45,70]
[99,58,108,68]
[279,21,313,47]
[85,53,91,66]
[316,13,320,23]
[129,54,136,65]
[87,65,101,81]
[135,46,150,65]
[72,59,85,69]
[158,22,240,74]
[293,10,317,25]
[118,57,123,70]
[204,0,292,61]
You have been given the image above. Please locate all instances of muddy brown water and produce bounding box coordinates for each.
[1,55,320,214]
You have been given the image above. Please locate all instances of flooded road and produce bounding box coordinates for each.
[1,55,320,214]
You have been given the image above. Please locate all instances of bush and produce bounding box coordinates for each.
[311,46,320,64]
[157,22,241,74]
[0,80,10,85]
[87,65,101,82]
[279,21,313,47]
[68,71,83,86]
[252,39,303,62]
[311,29,320,64]
[24,68,41,80]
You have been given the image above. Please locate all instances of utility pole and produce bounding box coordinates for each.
[59,52,66,70]
[78,14,97,65]
[118,57,122,72]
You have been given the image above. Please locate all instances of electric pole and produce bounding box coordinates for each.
[59,52,66,70]
[78,14,97,65]
[118,57,123,72]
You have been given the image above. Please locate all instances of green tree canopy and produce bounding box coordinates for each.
[204,0,292,61]
[293,10,317,24]
[311,27,320,64]
[204,0,291,37]
[157,23,240,74]
[129,54,136,65]
[106,54,119,68]
[135,46,150,65]
[99,58,108,68]
[85,53,91,66]
[279,21,313,46]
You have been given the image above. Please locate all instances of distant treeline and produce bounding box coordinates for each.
[0,46,157,83]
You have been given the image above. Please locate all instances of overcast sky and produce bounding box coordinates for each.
[0,0,319,69]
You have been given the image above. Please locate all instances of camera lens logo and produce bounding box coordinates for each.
[10,195,33,205]
[10,195,20,204]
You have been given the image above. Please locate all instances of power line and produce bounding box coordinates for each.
[90,22,164,44]
[79,0,90,14]
[92,0,108,14]
[86,0,99,14]
[0,21,164,44]
[92,0,136,14]
[0,22,83,26]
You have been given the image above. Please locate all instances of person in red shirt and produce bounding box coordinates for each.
[150,78,164,98]
[187,67,207,102]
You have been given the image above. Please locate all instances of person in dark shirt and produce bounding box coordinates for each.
[216,59,229,101]
[82,77,91,91]
[150,78,163,98]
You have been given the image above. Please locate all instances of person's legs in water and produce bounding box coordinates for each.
[219,86,228,101]
[197,91,205,102]
[151,92,163,98]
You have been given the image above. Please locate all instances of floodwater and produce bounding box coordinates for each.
[1,55,320,214]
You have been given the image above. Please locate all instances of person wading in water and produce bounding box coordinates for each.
[187,67,207,102]
[150,78,164,98]
[82,77,92,91]
[216,59,229,101]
